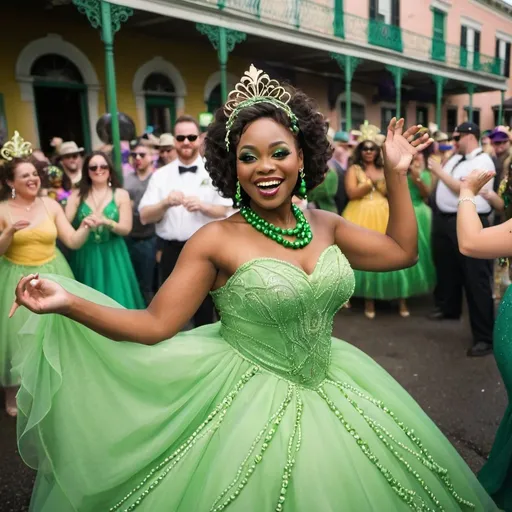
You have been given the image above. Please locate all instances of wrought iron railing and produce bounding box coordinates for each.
[183,0,504,76]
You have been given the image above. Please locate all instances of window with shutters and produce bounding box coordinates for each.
[495,38,511,77]
[368,0,403,52]
[464,107,480,127]
[460,24,481,71]
[431,8,446,62]
[416,106,429,126]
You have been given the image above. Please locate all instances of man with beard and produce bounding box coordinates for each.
[57,141,84,191]
[139,115,231,326]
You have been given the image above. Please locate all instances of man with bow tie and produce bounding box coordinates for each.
[139,115,232,326]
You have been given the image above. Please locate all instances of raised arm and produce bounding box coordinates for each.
[456,169,512,258]
[11,223,220,345]
[336,118,431,271]
[428,157,461,195]
[0,214,29,255]
[46,197,95,249]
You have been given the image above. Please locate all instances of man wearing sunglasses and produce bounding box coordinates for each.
[57,141,84,192]
[139,115,231,326]
[428,122,496,357]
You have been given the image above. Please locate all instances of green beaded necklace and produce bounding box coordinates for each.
[240,204,313,249]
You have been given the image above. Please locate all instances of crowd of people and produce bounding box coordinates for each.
[1,63,512,511]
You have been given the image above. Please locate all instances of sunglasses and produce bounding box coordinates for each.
[492,140,509,145]
[130,152,148,158]
[362,146,377,152]
[63,153,80,159]
[175,135,198,142]
[160,148,174,153]
[88,164,109,172]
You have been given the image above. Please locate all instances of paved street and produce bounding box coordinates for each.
[0,295,507,511]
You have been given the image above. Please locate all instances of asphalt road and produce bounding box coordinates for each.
[0,295,507,511]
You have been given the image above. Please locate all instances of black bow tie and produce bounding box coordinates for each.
[179,166,198,174]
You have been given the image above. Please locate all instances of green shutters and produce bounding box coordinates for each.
[431,8,446,62]
[334,0,344,38]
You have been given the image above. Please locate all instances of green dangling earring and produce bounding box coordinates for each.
[298,167,307,200]
[235,180,242,207]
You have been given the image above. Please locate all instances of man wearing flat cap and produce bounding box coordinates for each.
[428,122,496,357]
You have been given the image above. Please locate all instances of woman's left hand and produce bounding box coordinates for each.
[382,118,432,177]
[460,169,496,196]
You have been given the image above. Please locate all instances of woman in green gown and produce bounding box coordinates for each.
[65,151,145,309]
[10,67,497,511]
[456,166,512,511]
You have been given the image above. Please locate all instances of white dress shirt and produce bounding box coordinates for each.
[138,155,232,241]
[435,148,495,214]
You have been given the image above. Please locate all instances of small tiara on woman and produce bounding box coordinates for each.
[0,131,33,161]
[224,65,299,151]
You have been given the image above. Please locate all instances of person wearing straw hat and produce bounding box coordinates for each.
[155,133,177,169]
[57,140,84,192]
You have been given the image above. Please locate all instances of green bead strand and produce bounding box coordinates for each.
[240,204,312,250]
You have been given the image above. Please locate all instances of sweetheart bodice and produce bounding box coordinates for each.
[74,197,120,244]
[211,245,355,388]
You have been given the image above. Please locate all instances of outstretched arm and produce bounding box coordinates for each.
[11,224,220,345]
[456,169,512,258]
[336,118,432,271]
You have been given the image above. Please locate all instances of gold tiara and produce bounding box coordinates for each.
[224,65,298,151]
[1,131,33,161]
[351,121,381,144]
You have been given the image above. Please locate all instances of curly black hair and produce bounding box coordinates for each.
[351,140,384,170]
[204,85,332,204]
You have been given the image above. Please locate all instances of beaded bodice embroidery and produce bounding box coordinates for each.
[211,245,355,388]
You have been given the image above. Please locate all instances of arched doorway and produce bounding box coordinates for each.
[207,84,222,114]
[31,54,91,155]
[143,72,176,136]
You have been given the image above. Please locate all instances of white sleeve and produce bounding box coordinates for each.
[138,173,163,212]
[209,186,233,207]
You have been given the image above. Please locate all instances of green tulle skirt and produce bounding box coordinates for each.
[0,252,73,387]
[68,236,145,309]
[14,276,497,511]
[352,201,436,300]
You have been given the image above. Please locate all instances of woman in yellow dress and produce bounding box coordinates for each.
[0,132,96,416]
[343,136,411,318]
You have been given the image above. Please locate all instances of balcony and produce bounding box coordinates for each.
[181,0,503,77]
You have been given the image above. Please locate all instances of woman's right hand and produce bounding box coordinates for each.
[9,274,72,318]
[7,220,30,235]
[80,215,101,230]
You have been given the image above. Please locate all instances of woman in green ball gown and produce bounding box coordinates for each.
[11,67,497,511]
[456,167,512,511]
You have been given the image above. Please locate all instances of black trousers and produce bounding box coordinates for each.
[432,212,494,345]
[160,239,215,327]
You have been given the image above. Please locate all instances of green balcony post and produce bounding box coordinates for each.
[334,0,344,38]
[431,75,448,129]
[73,0,133,182]
[386,66,408,119]
[499,90,505,125]
[330,53,361,132]
[197,24,246,103]
[466,83,476,122]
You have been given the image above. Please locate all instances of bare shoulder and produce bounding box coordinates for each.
[68,189,80,201]
[0,201,7,229]
[115,188,130,202]
[41,196,60,213]
[305,208,340,232]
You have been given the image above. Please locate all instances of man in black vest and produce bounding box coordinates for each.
[428,122,496,357]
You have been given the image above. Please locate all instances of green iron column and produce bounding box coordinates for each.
[386,66,408,119]
[431,75,448,129]
[197,24,247,103]
[330,53,362,132]
[73,0,133,182]
[466,83,476,122]
[499,89,505,125]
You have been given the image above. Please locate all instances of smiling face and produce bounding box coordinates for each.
[236,118,303,210]
[87,154,111,186]
[174,121,200,164]
[8,162,41,199]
